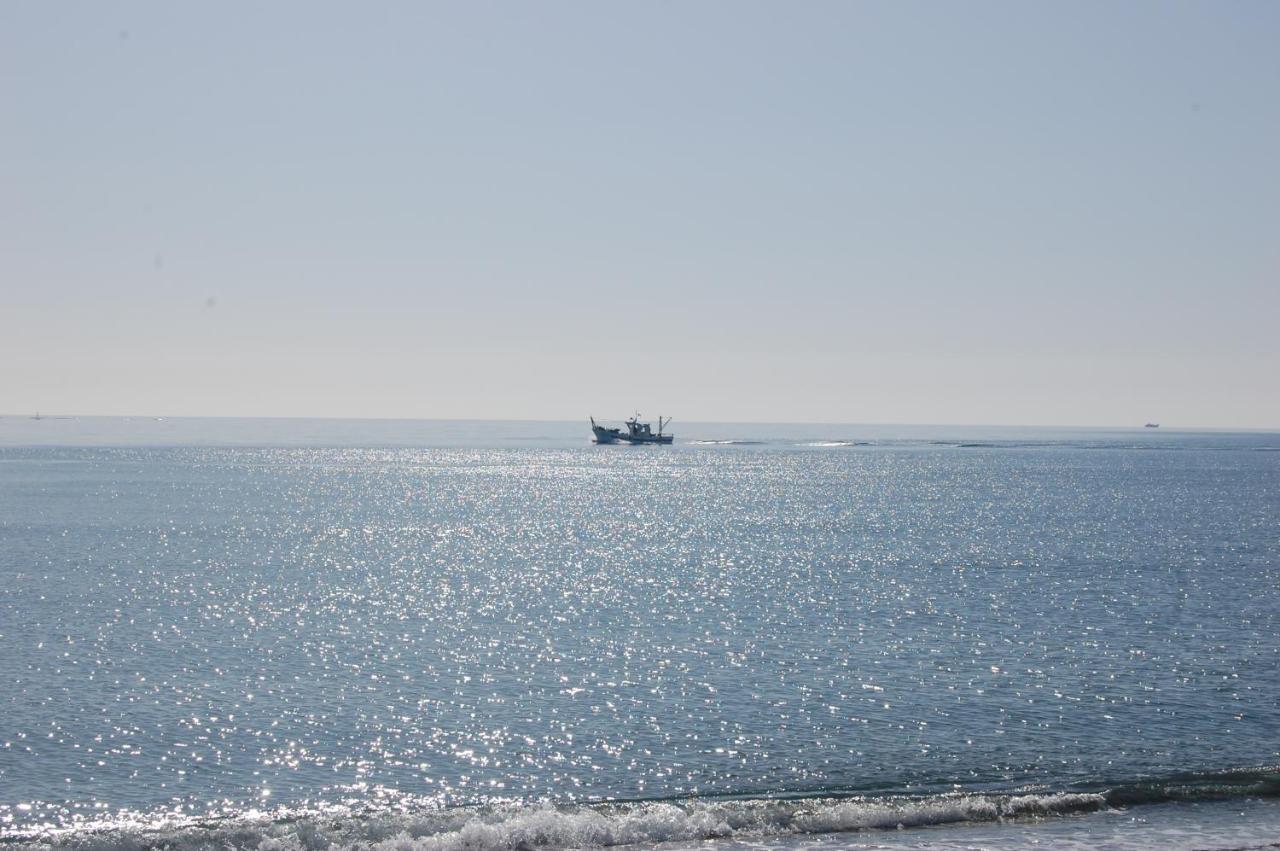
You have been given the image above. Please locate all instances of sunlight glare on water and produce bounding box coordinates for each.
[0,430,1277,847]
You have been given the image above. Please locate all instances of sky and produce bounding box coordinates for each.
[2,2,1278,427]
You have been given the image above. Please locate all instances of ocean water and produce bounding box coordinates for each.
[1,417,1278,850]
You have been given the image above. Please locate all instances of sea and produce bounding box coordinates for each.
[1,416,1278,851]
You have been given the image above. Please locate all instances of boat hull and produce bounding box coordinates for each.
[592,426,622,444]
[619,434,673,445]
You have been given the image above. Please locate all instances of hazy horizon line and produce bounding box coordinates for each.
[3,412,1277,433]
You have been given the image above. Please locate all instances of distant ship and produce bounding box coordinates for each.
[590,414,674,444]
[1144,423,1160,428]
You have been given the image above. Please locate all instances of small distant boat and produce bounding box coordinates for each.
[1144,423,1160,428]
[590,413,674,445]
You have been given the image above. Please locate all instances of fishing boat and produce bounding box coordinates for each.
[590,413,674,444]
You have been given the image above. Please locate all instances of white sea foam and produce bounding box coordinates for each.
[8,792,1110,851]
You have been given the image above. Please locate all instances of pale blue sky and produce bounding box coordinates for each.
[3,2,1278,426]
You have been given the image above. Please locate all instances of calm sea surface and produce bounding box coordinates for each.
[1,418,1278,850]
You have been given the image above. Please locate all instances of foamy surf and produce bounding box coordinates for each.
[8,766,1280,851]
[1,790,1109,851]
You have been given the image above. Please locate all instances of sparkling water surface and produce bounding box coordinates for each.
[1,419,1277,848]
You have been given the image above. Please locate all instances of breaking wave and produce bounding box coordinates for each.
[2,792,1106,851]
[9,768,1278,851]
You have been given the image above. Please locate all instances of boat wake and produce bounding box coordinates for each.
[798,441,872,448]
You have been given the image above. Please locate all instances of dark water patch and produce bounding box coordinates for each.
[1104,767,1280,806]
